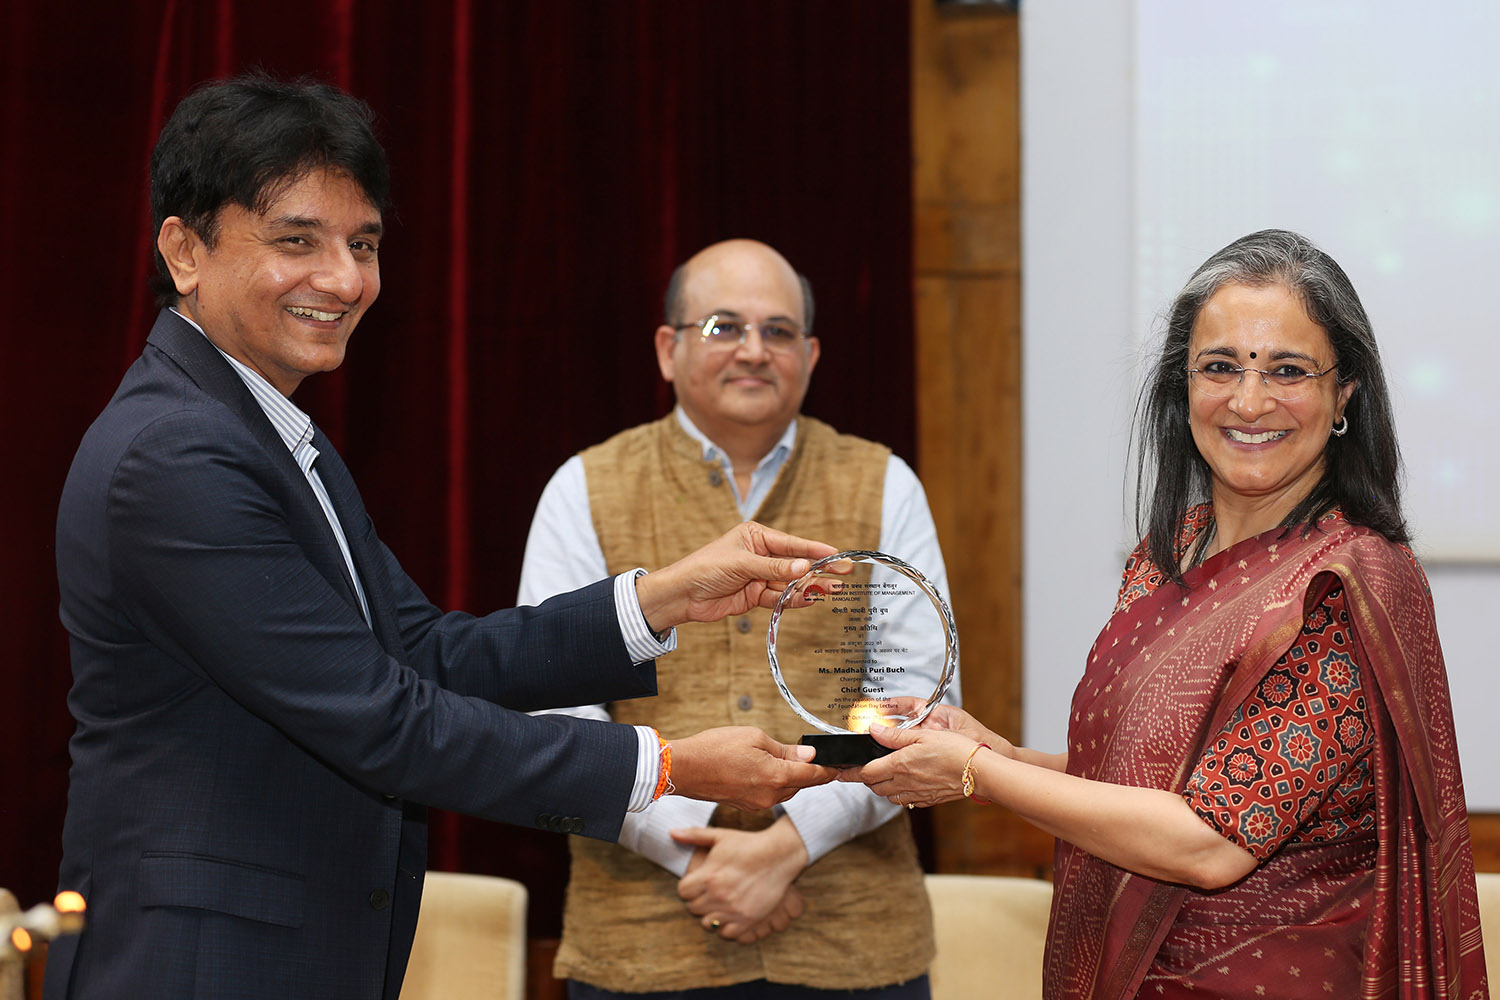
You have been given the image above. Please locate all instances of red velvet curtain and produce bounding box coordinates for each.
[0,1,913,934]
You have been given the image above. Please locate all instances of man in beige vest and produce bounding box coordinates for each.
[519,239,955,1000]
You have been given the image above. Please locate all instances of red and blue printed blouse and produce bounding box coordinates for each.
[1115,506,1375,860]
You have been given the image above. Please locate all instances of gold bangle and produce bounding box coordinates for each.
[962,743,991,802]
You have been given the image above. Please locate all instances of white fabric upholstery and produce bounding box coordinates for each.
[1477,872,1500,990]
[925,870,1500,997]
[399,872,527,1000]
[924,874,1052,1000]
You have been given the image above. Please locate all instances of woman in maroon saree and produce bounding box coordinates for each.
[846,231,1487,999]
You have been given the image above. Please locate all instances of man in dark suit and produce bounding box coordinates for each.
[47,75,836,1000]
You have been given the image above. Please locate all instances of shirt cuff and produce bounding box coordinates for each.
[614,569,677,663]
[781,781,900,864]
[616,796,719,877]
[625,724,664,813]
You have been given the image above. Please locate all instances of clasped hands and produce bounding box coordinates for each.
[672,815,808,943]
[665,696,1019,944]
[629,522,836,940]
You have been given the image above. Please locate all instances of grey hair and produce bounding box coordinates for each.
[1133,229,1407,581]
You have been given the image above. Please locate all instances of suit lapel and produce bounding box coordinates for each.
[309,429,404,653]
[147,311,293,471]
[145,310,375,630]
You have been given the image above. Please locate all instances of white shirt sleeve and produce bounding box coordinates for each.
[780,454,961,862]
[615,795,719,877]
[518,456,608,611]
[519,452,957,869]
[519,457,708,864]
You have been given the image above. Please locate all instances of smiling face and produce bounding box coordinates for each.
[654,240,819,444]
[158,168,383,397]
[1187,282,1356,528]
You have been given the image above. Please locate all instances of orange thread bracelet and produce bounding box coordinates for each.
[653,731,674,800]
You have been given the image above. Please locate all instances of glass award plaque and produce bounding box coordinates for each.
[767,550,959,767]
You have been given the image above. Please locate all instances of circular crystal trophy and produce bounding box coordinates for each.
[767,550,959,767]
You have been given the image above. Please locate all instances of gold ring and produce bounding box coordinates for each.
[905,802,915,810]
[709,919,722,930]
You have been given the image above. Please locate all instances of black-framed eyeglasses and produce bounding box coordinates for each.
[674,314,810,353]
[1187,361,1338,401]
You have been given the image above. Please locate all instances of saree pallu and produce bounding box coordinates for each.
[1043,520,1488,999]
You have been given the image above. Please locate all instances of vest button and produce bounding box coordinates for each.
[708,469,723,487]
[736,617,753,633]
[737,695,753,711]
[368,888,391,910]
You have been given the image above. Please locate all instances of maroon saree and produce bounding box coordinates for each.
[1043,517,1488,999]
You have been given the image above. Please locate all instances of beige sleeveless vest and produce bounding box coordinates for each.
[553,414,935,991]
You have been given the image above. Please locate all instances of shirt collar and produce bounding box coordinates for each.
[172,307,315,456]
[673,406,796,474]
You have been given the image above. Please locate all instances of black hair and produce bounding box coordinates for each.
[149,72,390,307]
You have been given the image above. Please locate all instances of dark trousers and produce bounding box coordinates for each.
[568,976,931,1000]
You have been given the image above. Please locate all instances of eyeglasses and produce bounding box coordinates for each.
[1187,360,1338,401]
[674,314,810,353]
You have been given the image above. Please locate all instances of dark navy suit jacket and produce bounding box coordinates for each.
[47,310,657,999]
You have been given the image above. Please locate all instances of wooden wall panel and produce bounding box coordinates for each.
[911,3,1044,873]
[1470,815,1500,873]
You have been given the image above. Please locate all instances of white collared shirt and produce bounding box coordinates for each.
[675,408,798,518]
[519,407,958,870]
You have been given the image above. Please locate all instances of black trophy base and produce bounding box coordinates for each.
[800,733,894,768]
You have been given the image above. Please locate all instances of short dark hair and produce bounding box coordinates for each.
[662,262,816,333]
[1133,229,1407,582]
[149,72,390,307]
